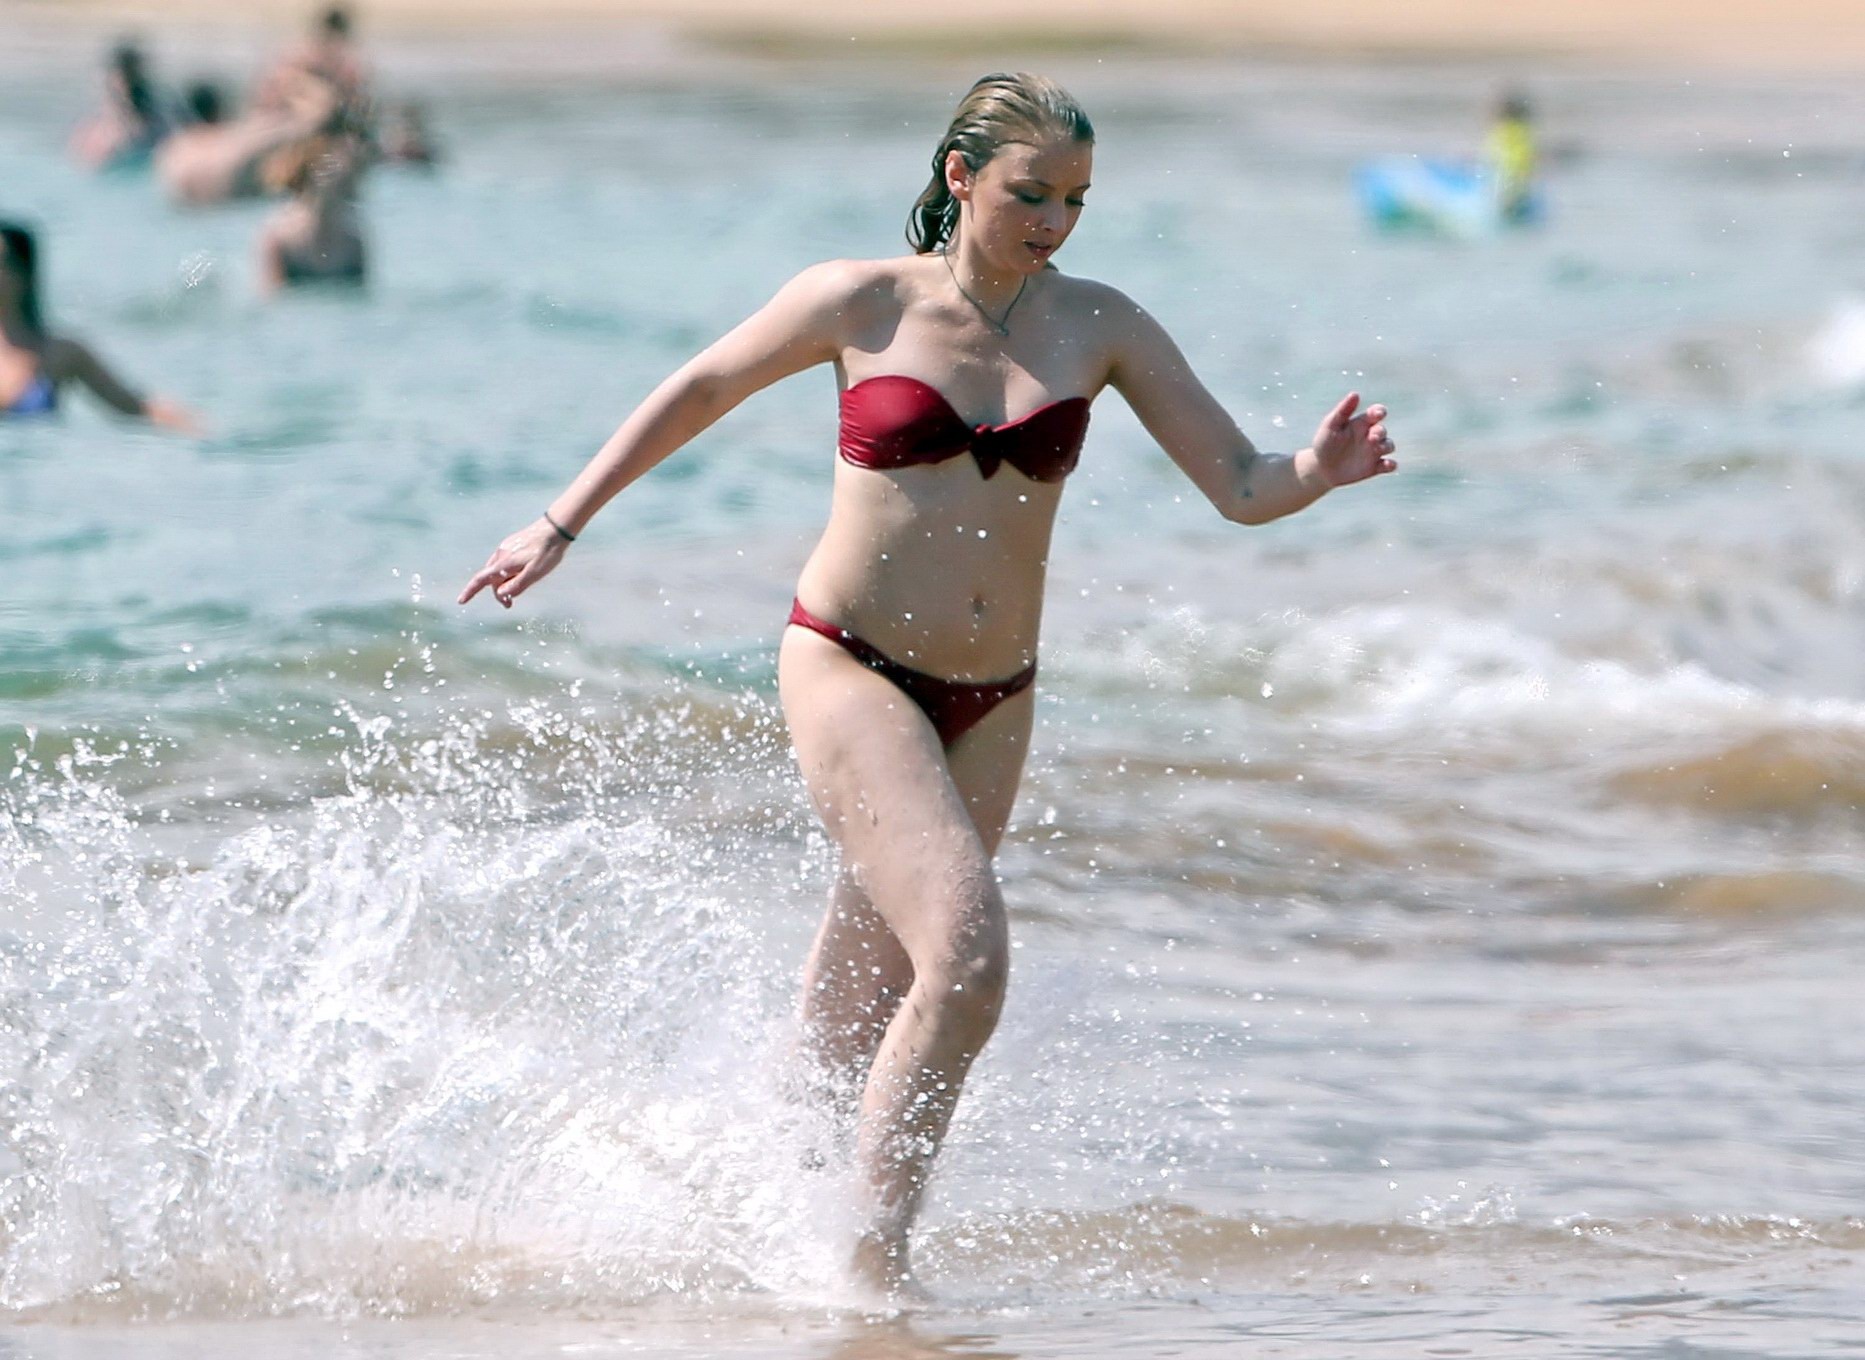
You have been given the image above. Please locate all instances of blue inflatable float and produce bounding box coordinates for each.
[1355,157,1542,236]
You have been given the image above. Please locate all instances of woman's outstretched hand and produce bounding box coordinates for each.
[457,518,569,608]
[1310,392,1398,487]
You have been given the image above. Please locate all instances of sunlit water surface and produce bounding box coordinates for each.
[3,21,1863,1360]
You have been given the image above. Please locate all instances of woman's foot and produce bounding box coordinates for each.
[850,1230,932,1306]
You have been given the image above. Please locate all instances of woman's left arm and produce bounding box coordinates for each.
[1104,291,1396,524]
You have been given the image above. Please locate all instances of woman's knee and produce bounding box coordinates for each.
[919,887,1011,1040]
[941,937,1009,1029]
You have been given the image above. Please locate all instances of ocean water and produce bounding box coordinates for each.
[3,21,1864,1358]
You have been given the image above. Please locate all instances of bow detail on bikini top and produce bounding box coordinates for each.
[838,374,1090,483]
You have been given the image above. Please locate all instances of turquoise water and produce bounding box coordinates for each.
[4,23,1864,1358]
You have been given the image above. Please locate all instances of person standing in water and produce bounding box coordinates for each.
[155,70,339,207]
[69,39,170,172]
[251,4,371,115]
[0,222,201,431]
[255,131,369,292]
[1486,89,1538,223]
[459,73,1397,1297]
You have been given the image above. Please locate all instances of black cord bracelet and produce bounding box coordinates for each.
[543,510,576,543]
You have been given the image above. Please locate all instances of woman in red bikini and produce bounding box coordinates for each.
[460,72,1397,1296]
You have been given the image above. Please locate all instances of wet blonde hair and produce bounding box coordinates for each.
[907,72,1094,254]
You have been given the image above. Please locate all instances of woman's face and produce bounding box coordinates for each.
[948,134,1092,276]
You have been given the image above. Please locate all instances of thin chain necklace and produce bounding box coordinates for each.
[942,248,1027,337]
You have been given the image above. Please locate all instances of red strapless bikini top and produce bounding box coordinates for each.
[838,375,1089,483]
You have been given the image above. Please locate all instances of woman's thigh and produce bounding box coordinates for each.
[780,628,1022,964]
[944,685,1034,857]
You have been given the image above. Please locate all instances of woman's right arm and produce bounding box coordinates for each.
[458,259,864,608]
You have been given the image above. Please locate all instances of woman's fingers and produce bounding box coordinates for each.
[458,520,570,608]
[458,553,519,605]
[1323,391,1361,431]
[498,558,550,605]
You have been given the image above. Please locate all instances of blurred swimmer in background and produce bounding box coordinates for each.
[377,100,439,168]
[156,70,341,206]
[1486,88,1539,223]
[255,132,369,292]
[252,5,372,115]
[69,38,170,172]
[0,221,204,433]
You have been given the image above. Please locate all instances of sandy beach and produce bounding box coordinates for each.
[9,0,1865,70]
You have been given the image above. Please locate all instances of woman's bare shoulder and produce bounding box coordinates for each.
[1050,271,1148,322]
[771,256,929,343]
[786,254,925,305]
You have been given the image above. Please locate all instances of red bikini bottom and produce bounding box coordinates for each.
[787,598,1036,748]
